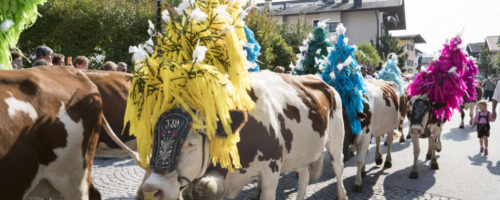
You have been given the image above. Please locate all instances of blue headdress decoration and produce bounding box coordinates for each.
[321,24,368,135]
[377,53,404,95]
[243,26,261,72]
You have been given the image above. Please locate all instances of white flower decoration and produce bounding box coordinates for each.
[192,40,208,63]
[0,19,14,32]
[175,0,193,15]
[318,21,327,30]
[129,44,148,63]
[161,10,170,23]
[147,20,155,36]
[190,8,208,23]
[215,5,232,21]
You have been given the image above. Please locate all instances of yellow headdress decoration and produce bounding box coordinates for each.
[124,0,255,172]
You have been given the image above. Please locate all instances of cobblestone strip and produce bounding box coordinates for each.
[92,157,459,200]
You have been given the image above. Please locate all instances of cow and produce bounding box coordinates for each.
[407,95,446,179]
[0,66,103,199]
[111,70,348,200]
[459,86,483,129]
[397,93,410,143]
[349,79,400,192]
[85,70,137,157]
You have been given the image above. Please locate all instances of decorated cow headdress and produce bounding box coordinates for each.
[243,26,261,72]
[321,24,368,135]
[293,21,333,75]
[377,53,404,95]
[407,37,478,122]
[124,0,256,172]
[0,0,47,69]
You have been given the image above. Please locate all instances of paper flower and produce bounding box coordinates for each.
[161,10,170,23]
[0,20,14,32]
[190,8,208,22]
[192,40,208,63]
[215,5,232,21]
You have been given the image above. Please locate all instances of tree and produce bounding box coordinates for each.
[245,8,295,71]
[378,29,407,72]
[478,45,493,76]
[354,43,381,72]
[18,0,155,70]
[276,16,314,55]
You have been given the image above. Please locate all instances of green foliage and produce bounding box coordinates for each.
[378,29,407,72]
[478,45,493,75]
[17,0,155,70]
[276,16,313,54]
[244,8,295,71]
[354,43,381,71]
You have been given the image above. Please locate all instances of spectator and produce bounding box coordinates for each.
[11,51,23,69]
[32,59,48,67]
[34,45,54,65]
[274,66,285,73]
[375,62,382,72]
[483,78,495,101]
[52,54,65,66]
[361,65,373,79]
[74,56,89,70]
[492,78,500,120]
[117,62,127,72]
[102,61,117,71]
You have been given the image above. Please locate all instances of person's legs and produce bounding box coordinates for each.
[479,136,484,152]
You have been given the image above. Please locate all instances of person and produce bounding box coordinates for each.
[74,56,89,70]
[416,65,423,74]
[34,45,54,65]
[32,59,48,67]
[117,62,127,72]
[483,78,495,101]
[273,66,284,73]
[52,53,65,66]
[375,62,382,72]
[102,61,117,71]
[472,100,494,155]
[492,78,500,120]
[11,51,23,69]
[361,65,373,79]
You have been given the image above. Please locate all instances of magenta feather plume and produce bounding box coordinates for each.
[407,37,478,122]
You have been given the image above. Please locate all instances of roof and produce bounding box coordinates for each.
[466,42,483,54]
[419,56,433,66]
[485,36,500,52]
[394,34,426,43]
[272,0,403,16]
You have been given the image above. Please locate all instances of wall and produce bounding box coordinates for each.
[340,10,378,45]
[397,39,417,73]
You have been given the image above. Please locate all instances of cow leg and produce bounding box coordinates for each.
[399,120,406,143]
[353,133,371,192]
[296,168,310,200]
[409,133,420,179]
[375,136,383,165]
[460,106,465,129]
[326,138,347,200]
[436,133,442,152]
[430,127,441,170]
[469,105,475,126]
[426,136,433,161]
[259,173,279,200]
[384,132,393,168]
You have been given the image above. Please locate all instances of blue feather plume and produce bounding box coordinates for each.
[377,54,404,95]
[243,26,261,72]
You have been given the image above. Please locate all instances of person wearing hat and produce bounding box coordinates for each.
[472,100,495,155]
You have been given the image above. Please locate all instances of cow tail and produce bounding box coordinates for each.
[393,129,402,139]
[310,153,324,181]
[101,114,142,167]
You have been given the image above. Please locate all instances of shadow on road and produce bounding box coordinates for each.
[487,161,500,176]
[468,152,488,166]
[468,153,500,176]
[383,165,436,197]
[442,127,474,141]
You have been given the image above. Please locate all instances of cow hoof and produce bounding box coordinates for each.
[459,125,464,129]
[426,153,431,161]
[384,161,392,168]
[399,137,406,143]
[431,160,439,170]
[375,157,383,165]
[384,141,388,146]
[436,146,442,152]
[406,134,411,139]
[361,170,367,178]
[353,185,363,193]
[409,171,419,179]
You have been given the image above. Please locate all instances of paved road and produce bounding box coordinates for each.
[92,103,500,200]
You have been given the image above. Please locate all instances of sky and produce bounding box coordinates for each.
[391,0,500,55]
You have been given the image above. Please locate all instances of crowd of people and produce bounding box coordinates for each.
[9,45,128,72]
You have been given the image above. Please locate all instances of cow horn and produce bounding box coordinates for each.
[101,114,143,168]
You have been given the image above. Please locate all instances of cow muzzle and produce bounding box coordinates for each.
[142,172,180,200]
[411,124,424,135]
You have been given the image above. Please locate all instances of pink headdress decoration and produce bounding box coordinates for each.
[407,37,478,122]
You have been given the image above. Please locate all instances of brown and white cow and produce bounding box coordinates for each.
[114,70,347,200]
[85,70,137,157]
[0,66,103,199]
[459,86,483,129]
[407,95,446,179]
[350,79,400,192]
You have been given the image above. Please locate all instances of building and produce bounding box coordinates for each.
[485,35,500,64]
[393,34,426,73]
[466,42,483,59]
[259,0,406,47]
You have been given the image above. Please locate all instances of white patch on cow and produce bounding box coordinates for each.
[24,102,89,200]
[85,71,110,76]
[4,96,38,121]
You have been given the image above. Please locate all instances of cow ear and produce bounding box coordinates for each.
[215,110,248,137]
[431,102,446,110]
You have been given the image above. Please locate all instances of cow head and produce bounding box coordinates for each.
[141,109,247,200]
[408,95,445,135]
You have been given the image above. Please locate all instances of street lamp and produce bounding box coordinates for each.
[156,0,163,31]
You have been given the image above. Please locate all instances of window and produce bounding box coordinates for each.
[327,22,339,32]
[406,59,414,67]
[313,20,319,28]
